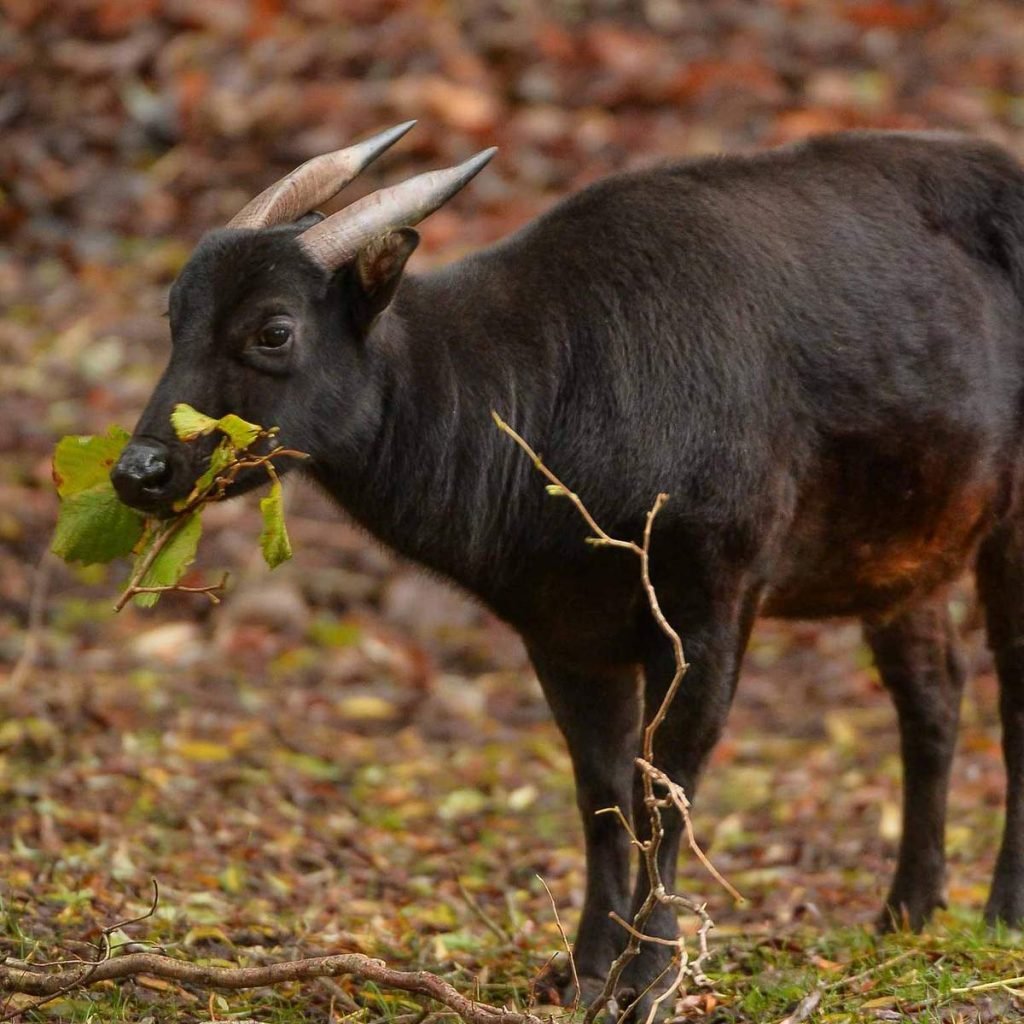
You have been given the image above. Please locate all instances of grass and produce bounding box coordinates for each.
[714,913,1024,1022]
[5,905,1024,1022]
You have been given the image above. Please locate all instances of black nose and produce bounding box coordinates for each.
[111,441,173,509]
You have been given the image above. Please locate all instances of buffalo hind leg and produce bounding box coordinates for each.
[529,649,643,1004]
[977,522,1024,926]
[863,598,965,931]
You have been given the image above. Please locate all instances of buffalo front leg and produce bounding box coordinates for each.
[863,597,966,931]
[614,586,758,1017]
[529,649,643,1002]
[977,523,1024,925]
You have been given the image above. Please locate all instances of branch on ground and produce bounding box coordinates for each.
[0,951,542,1024]
[0,876,540,1024]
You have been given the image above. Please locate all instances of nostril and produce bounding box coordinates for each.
[139,453,172,488]
[111,442,173,505]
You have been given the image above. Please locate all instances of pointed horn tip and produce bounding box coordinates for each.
[472,146,499,166]
[312,121,417,173]
[375,119,417,144]
[347,120,418,163]
[455,146,498,180]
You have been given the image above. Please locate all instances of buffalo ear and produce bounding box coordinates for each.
[351,228,420,326]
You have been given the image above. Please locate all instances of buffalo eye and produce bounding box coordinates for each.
[256,318,293,351]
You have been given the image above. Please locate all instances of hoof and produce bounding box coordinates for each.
[611,961,680,1023]
[984,861,1024,929]
[984,894,1024,930]
[532,965,605,1009]
[877,890,944,933]
[605,986,674,1024]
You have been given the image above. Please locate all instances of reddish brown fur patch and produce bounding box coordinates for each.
[855,487,992,590]
[764,484,996,621]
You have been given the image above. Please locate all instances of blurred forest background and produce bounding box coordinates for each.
[3,1,1024,1021]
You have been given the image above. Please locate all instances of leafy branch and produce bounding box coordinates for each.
[51,405,308,610]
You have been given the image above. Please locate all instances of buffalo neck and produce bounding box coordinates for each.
[309,253,562,602]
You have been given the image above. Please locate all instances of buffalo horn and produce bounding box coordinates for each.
[226,121,417,230]
[297,148,497,271]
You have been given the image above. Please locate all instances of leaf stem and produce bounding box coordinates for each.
[114,514,194,612]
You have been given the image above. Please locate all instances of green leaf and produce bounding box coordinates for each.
[259,480,292,569]
[131,513,202,607]
[171,404,219,441]
[185,440,234,504]
[51,485,145,564]
[52,425,132,498]
[171,404,262,450]
[215,413,262,450]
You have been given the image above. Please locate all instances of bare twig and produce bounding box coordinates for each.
[595,805,640,847]
[537,875,580,1012]
[107,879,162,934]
[318,975,376,1016]
[950,974,1024,995]
[458,880,511,945]
[618,959,679,1024]
[493,412,738,1023]
[491,413,635,554]
[606,915,686,949]
[0,879,541,1024]
[126,572,230,605]
[823,949,920,994]
[644,956,690,1024]
[636,760,743,904]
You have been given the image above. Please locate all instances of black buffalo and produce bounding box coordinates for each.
[113,126,1024,1015]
